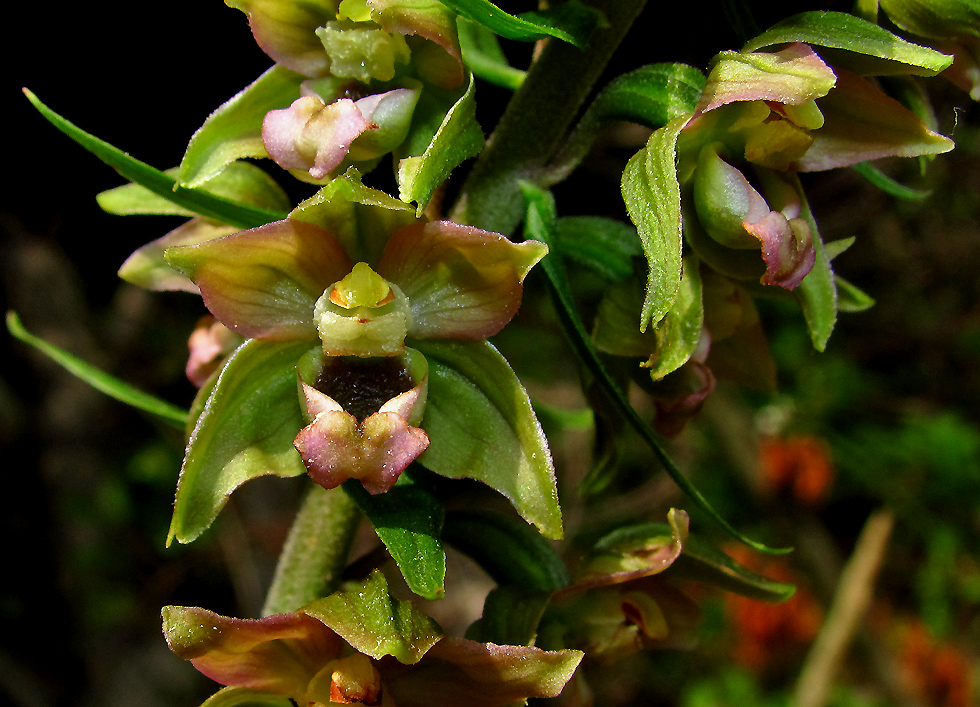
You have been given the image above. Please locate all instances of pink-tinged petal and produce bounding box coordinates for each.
[377,221,548,340]
[693,43,836,119]
[295,382,429,494]
[795,68,954,171]
[744,213,815,289]
[367,0,464,88]
[347,87,422,161]
[263,95,376,181]
[161,606,343,696]
[381,638,583,707]
[118,219,238,292]
[165,220,353,341]
[227,0,335,77]
[186,316,244,387]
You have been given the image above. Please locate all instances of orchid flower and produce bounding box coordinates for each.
[163,571,583,707]
[220,0,465,183]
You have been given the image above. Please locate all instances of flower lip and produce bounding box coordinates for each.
[314,355,418,422]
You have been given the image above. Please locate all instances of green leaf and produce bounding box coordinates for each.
[837,275,876,313]
[6,311,188,428]
[412,339,563,540]
[442,510,569,591]
[742,11,953,76]
[438,0,602,48]
[97,162,291,217]
[199,687,294,707]
[457,16,526,90]
[793,178,838,351]
[178,66,305,188]
[466,587,552,646]
[851,161,931,200]
[555,216,641,282]
[520,182,790,555]
[643,256,704,381]
[589,63,705,128]
[621,116,687,332]
[397,73,485,214]
[303,570,442,664]
[672,535,797,602]
[342,475,446,601]
[23,89,287,229]
[168,339,313,545]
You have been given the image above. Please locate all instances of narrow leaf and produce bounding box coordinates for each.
[792,178,838,351]
[23,89,287,229]
[438,0,602,48]
[466,587,552,646]
[621,116,687,332]
[412,339,563,540]
[742,11,953,76]
[591,63,705,127]
[851,161,931,200]
[442,510,569,591]
[169,339,313,545]
[397,73,484,214]
[673,535,797,602]
[836,275,876,313]
[457,17,526,90]
[555,216,641,282]
[520,183,790,555]
[7,311,188,428]
[343,476,446,600]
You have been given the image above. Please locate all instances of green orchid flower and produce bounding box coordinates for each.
[163,571,583,707]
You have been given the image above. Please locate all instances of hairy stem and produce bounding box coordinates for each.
[452,0,648,235]
[261,485,361,616]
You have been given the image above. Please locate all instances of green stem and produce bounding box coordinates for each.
[452,0,648,235]
[261,485,361,616]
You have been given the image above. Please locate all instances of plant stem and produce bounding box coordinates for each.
[261,485,361,616]
[452,0,648,235]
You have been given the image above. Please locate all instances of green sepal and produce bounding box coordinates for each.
[437,0,602,48]
[442,509,569,591]
[621,116,687,332]
[457,16,526,90]
[466,587,553,646]
[168,339,315,545]
[792,178,838,351]
[97,162,291,217]
[555,216,641,282]
[742,11,953,76]
[178,66,305,188]
[23,89,287,229]
[302,570,442,664]
[342,475,446,600]
[520,181,791,555]
[413,339,563,540]
[6,311,188,429]
[397,73,484,213]
[198,687,293,707]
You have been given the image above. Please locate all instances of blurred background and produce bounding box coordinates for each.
[3,2,979,706]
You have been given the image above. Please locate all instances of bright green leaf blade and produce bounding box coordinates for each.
[519,182,791,555]
[793,178,838,351]
[644,256,704,381]
[397,73,485,214]
[413,339,563,540]
[442,510,569,591]
[851,161,931,200]
[23,89,287,229]
[303,570,442,664]
[465,587,552,646]
[6,311,188,428]
[200,687,294,707]
[169,339,313,545]
[555,216,641,282]
[438,0,602,48]
[342,476,446,600]
[98,162,291,217]
[457,17,526,90]
[742,11,953,76]
[621,116,687,332]
[178,66,305,188]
